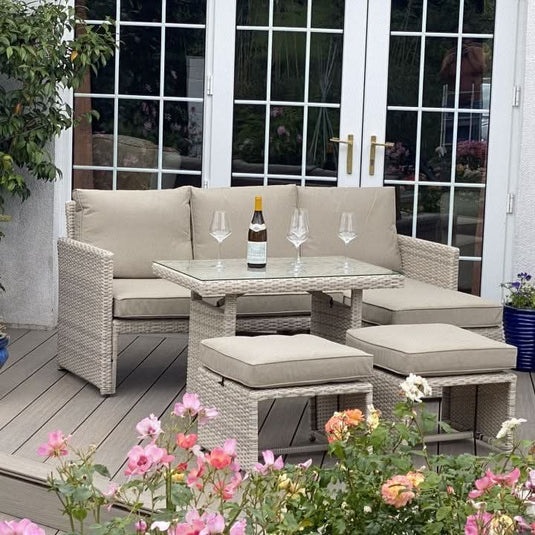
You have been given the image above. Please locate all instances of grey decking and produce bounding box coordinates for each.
[0,328,534,526]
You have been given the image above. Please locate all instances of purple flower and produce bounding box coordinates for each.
[511,281,521,289]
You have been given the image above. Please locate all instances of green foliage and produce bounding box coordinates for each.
[502,273,535,309]
[0,0,115,210]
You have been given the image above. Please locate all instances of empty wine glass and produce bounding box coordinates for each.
[287,208,309,265]
[209,210,231,268]
[338,212,357,268]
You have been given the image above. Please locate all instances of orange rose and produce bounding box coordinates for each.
[381,475,415,508]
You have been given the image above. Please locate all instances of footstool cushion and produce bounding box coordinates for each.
[199,334,373,388]
[346,324,516,376]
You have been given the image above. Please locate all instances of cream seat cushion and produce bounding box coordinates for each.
[199,334,373,388]
[344,278,502,328]
[346,324,516,376]
[113,279,191,318]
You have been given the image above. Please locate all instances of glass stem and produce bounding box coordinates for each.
[296,244,301,264]
[218,241,222,265]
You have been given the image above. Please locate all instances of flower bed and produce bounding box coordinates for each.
[2,375,534,535]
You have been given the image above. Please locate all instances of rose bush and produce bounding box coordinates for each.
[10,377,534,534]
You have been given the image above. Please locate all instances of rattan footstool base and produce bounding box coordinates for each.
[197,367,373,469]
[371,367,517,450]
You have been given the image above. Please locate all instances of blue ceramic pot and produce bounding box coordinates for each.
[0,335,9,369]
[503,305,535,371]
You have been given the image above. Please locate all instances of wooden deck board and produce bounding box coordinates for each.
[1,328,535,528]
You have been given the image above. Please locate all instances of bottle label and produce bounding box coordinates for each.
[249,223,266,232]
[247,241,267,265]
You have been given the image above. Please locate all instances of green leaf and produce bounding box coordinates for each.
[436,506,451,521]
[93,464,111,478]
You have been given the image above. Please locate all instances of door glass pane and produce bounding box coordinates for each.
[73,0,206,191]
[237,0,269,26]
[426,0,459,33]
[271,32,306,101]
[273,0,306,27]
[387,36,420,107]
[390,0,423,32]
[383,0,496,295]
[232,0,345,186]
[394,184,415,237]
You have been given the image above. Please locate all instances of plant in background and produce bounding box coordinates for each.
[0,0,115,213]
[502,273,535,310]
[20,379,535,534]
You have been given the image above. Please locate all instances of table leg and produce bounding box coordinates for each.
[310,289,363,431]
[187,292,237,392]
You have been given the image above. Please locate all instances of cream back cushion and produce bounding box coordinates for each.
[73,187,192,278]
[298,186,402,271]
[191,185,297,259]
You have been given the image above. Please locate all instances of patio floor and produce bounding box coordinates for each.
[1,327,535,528]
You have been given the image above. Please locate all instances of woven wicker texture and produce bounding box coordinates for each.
[398,235,459,290]
[371,367,516,449]
[197,367,373,469]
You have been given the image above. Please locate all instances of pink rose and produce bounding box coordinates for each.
[229,520,247,535]
[173,393,202,417]
[464,512,493,535]
[136,414,162,440]
[253,450,284,475]
[176,433,198,449]
[37,430,70,457]
[0,519,45,535]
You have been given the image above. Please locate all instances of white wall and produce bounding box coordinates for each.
[513,0,535,278]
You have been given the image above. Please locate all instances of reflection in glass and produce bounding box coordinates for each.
[73,169,113,190]
[423,37,457,108]
[390,0,422,32]
[235,30,268,101]
[73,97,114,166]
[273,0,306,27]
[453,188,485,258]
[237,0,269,26]
[271,32,306,101]
[458,39,493,109]
[117,100,159,167]
[232,105,266,170]
[163,101,203,171]
[420,111,454,182]
[306,107,340,177]
[75,0,115,21]
[167,0,206,24]
[387,36,420,107]
[308,34,343,103]
[117,171,156,190]
[119,27,161,95]
[163,174,201,188]
[268,178,301,186]
[231,176,264,187]
[426,0,459,33]
[165,28,205,98]
[456,113,488,184]
[459,259,482,295]
[121,0,161,22]
[393,185,415,237]
[312,0,344,29]
[463,0,495,34]
[268,106,303,175]
[415,186,449,245]
[384,111,417,181]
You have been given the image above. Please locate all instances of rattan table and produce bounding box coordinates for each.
[153,256,403,401]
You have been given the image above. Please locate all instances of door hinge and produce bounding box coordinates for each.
[506,192,515,214]
[206,74,214,96]
[513,85,521,107]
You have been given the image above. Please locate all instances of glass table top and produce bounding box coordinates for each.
[154,257,400,282]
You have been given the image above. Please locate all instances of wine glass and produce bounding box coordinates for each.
[209,211,231,268]
[338,212,357,268]
[287,208,309,265]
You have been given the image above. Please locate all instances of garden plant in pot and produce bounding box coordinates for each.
[0,318,8,369]
[502,272,535,371]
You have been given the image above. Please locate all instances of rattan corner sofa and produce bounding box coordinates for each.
[57,185,503,395]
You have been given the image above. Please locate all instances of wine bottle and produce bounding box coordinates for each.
[247,195,267,268]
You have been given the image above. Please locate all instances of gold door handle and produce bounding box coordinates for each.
[369,135,394,176]
[329,134,354,174]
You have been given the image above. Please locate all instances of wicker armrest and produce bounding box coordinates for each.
[397,235,459,290]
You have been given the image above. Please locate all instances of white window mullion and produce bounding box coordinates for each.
[157,0,167,190]
[112,0,121,190]
[411,0,428,237]
[262,1,275,186]
[300,0,313,187]
[447,1,466,247]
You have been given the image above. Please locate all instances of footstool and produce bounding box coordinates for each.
[196,334,373,469]
[346,324,517,449]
